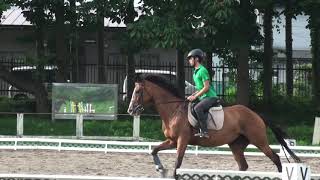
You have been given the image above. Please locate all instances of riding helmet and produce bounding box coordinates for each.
[186,49,204,61]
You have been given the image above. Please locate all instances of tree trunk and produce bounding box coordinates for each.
[263,3,273,106]
[285,1,293,97]
[35,23,45,58]
[126,53,135,102]
[70,0,78,83]
[97,6,105,84]
[176,49,185,97]
[125,0,136,102]
[206,52,213,82]
[237,46,250,106]
[35,6,49,113]
[236,0,250,106]
[310,13,320,110]
[34,84,50,113]
[55,0,68,82]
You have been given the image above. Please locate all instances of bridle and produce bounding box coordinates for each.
[133,81,187,114]
[133,87,145,114]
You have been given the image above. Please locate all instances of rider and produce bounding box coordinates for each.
[186,49,219,138]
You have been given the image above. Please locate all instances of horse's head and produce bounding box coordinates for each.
[127,80,152,116]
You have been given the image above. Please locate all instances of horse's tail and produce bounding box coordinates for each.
[260,114,301,163]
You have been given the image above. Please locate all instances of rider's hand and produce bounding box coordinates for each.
[187,95,197,102]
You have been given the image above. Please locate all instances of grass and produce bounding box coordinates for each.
[0,113,315,145]
[0,96,316,145]
[0,114,165,139]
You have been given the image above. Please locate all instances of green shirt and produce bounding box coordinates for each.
[193,64,217,100]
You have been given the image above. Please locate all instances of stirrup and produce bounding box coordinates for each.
[194,131,209,138]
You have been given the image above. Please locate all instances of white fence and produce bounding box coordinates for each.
[12,113,142,140]
[0,138,320,158]
[6,113,320,147]
[0,174,174,180]
[10,114,320,144]
[177,168,320,180]
[0,169,319,180]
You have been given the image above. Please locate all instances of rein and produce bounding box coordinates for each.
[154,99,187,105]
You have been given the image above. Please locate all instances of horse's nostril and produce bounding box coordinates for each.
[127,108,133,114]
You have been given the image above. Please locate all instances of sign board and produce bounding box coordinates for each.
[52,83,118,120]
[282,163,311,180]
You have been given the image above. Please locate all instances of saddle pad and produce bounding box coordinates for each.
[188,103,224,130]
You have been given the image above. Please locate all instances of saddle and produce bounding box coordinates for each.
[187,102,224,130]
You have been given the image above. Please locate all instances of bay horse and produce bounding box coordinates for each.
[127,75,301,178]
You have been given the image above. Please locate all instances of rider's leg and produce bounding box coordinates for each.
[194,97,219,136]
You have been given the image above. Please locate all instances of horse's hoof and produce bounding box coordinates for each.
[160,168,168,178]
[155,165,164,172]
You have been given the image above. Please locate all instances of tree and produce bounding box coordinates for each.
[117,0,138,102]
[129,0,202,96]
[284,0,294,97]
[2,0,55,112]
[300,0,320,110]
[96,1,106,83]
[68,0,79,82]
[53,0,69,82]
[0,1,9,18]
[255,0,275,106]
[200,0,261,105]
[263,2,274,106]
[199,0,235,81]
[209,0,259,106]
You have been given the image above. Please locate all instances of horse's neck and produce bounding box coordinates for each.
[146,84,184,123]
[155,101,184,122]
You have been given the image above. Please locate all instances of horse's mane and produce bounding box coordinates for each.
[140,75,184,99]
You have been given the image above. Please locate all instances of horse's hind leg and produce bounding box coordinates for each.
[228,135,249,171]
[248,130,282,172]
[257,144,282,172]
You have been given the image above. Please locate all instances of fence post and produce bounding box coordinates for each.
[76,114,83,138]
[312,117,320,145]
[17,113,24,137]
[133,116,140,140]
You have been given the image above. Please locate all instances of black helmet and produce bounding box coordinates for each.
[186,49,204,61]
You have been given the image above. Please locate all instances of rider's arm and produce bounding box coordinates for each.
[194,80,209,98]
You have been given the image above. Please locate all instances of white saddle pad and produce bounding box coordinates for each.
[188,103,224,130]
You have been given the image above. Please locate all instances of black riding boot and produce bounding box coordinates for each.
[194,114,209,138]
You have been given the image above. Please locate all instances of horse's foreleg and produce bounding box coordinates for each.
[151,139,176,175]
[173,137,188,179]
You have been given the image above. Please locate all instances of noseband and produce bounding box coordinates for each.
[134,89,145,113]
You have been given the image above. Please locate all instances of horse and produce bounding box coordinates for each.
[127,75,301,178]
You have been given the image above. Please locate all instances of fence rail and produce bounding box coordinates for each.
[0,137,319,158]
[0,174,174,180]
[0,170,319,180]
[177,168,320,180]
